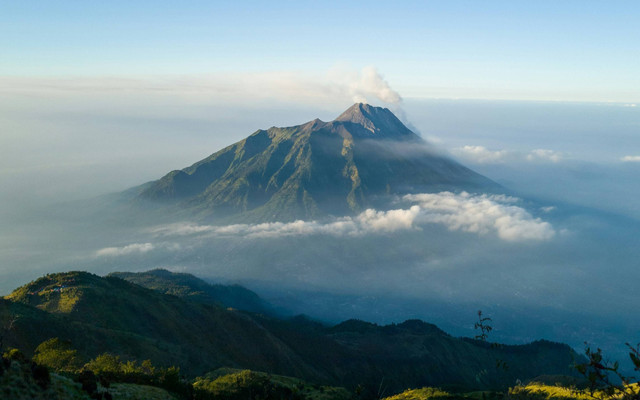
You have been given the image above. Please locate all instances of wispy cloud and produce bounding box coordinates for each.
[149,192,555,242]
[526,149,562,163]
[95,242,180,257]
[95,243,155,257]
[1,66,402,108]
[328,65,402,104]
[453,146,563,164]
[452,146,511,163]
[621,155,640,162]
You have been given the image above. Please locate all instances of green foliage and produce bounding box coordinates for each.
[107,383,178,400]
[193,369,350,400]
[0,352,91,399]
[83,353,191,398]
[574,343,640,400]
[34,337,81,372]
[86,353,123,376]
[383,387,453,400]
[509,383,592,400]
[4,347,26,361]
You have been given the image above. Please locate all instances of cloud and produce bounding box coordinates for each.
[526,149,562,163]
[344,66,402,104]
[452,146,511,164]
[405,192,556,241]
[621,155,640,162]
[150,192,555,242]
[1,65,403,108]
[453,146,563,164]
[95,242,155,257]
[95,242,180,257]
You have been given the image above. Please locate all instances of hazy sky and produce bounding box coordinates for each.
[2,1,639,102]
[2,2,640,363]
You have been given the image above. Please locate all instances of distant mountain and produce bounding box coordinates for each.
[2,271,581,393]
[136,103,495,221]
[109,269,273,315]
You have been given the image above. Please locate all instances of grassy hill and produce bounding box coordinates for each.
[109,269,273,315]
[2,271,581,394]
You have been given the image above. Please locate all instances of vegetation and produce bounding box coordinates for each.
[574,343,640,400]
[1,270,583,397]
[108,269,271,314]
[33,337,81,372]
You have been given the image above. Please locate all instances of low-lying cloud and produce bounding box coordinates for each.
[405,192,555,241]
[149,192,555,242]
[621,155,640,162]
[453,146,563,164]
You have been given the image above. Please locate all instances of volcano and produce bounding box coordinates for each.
[137,103,495,221]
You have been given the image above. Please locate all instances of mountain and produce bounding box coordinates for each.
[109,269,273,315]
[2,271,581,393]
[136,103,495,221]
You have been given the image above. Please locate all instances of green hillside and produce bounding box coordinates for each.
[137,104,494,221]
[109,269,272,315]
[2,271,581,394]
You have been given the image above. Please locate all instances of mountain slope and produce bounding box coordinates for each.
[137,103,495,221]
[109,269,272,315]
[3,271,580,393]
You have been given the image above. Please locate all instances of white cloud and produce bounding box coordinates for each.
[95,242,154,257]
[150,192,555,242]
[452,146,511,163]
[405,192,555,241]
[621,155,640,162]
[95,242,180,257]
[346,66,402,104]
[526,149,562,163]
[453,146,563,164]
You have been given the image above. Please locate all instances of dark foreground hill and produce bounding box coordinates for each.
[135,103,495,221]
[2,271,580,393]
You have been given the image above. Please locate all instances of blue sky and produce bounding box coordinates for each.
[2,0,639,101]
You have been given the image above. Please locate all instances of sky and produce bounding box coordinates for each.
[2,1,639,102]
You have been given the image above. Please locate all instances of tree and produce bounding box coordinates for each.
[474,310,493,342]
[575,342,640,400]
[33,337,81,372]
[0,313,18,354]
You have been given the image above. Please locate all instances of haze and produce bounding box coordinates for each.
[1,0,639,372]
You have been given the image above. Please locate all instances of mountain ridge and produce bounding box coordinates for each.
[136,104,496,222]
[1,270,581,392]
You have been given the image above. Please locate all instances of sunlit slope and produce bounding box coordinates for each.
[137,104,495,221]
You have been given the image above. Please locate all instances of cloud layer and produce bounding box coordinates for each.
[148,192,555,243]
